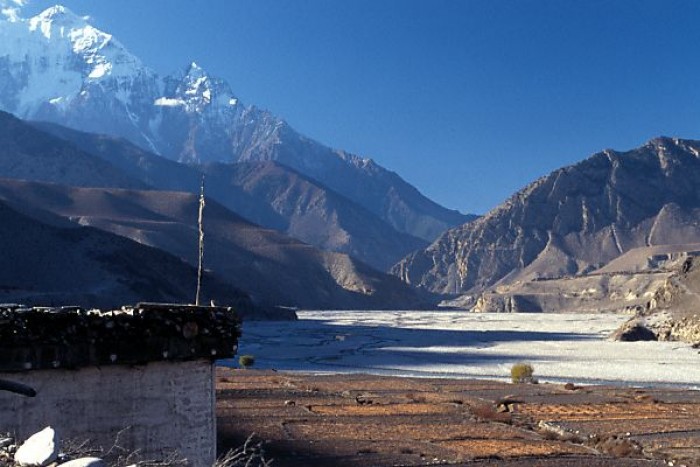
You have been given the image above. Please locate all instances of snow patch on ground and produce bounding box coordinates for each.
[154,97,185,107]
[226,311,700,389]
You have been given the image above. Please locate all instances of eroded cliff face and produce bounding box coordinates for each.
[394,137,700,296]
[462,245,700,315]
[613,257,700,344]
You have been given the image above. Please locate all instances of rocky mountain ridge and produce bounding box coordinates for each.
[394,137,700,297]
[33,120,428,271]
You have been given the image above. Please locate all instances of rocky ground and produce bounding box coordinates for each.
[614,257,700,345]
[216,369,700,467]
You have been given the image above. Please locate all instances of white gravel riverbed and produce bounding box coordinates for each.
[223,311,700,389]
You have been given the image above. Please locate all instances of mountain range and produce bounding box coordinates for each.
[0,5,471,265]
[0,112,431,311]
[5,3,700,324]
[0,177,431,311]
[33,121,429,271]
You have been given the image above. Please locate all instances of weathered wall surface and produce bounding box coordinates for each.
[0,360,215,467]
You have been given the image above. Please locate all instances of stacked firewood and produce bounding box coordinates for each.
[0,303,241,371]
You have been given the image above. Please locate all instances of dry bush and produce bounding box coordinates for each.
[238,355,255,369]
[510,363,535,384]
[62,430,271,467]
[215,434,272,467]
[62,427,187,466]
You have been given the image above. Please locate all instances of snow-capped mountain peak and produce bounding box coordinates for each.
[29,4,82,29]
[0,2,469,244]
[28,5,96,44]
[157,61,239,113]
[182,61,212,97]
[186,60,205,76]
[28,5,144,80]
[0,3,157,120]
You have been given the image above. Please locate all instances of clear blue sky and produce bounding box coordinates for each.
[23,0,700,214]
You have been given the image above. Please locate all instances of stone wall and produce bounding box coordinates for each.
[0,360,216,467]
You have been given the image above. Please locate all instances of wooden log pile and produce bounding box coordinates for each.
[0,303,241,372]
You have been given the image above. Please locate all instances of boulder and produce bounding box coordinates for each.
[611,319,658,342]
[14,426,58,466]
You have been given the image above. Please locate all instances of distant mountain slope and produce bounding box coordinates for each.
[0,178,432,310]
[216,121,473,241]
[203,161,429,271]
[0,111,143,189]
[393,137,700,294]
[0,197,261,314]
[0,5,471,242]
[33,121,428,271]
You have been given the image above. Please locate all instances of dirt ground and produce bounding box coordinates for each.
[216,369,700,466]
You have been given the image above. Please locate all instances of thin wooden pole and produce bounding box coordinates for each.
[195,176,206,306]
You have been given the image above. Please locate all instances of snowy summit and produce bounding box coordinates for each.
[0,1,469,245]
[0,4,149,116]
[0,3,243,154]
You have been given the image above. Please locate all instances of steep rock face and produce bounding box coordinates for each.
[394,137,700,294]
[613,257,700,344]
[0,5,470,241]
[460,244,700,315]
[34,121,428,271]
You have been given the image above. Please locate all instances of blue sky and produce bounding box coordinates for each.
[23,0,700,214]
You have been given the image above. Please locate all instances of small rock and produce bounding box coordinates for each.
[0,437,13,448]
[14,426,59,466]
[355,395,373,405]
[611,319,657,341]
[284,400,296,406]
[494,396,523,407]
[56,457,106,467]
[496,403,510,413]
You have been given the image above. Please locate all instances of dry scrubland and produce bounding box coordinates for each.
[216,369,700,466]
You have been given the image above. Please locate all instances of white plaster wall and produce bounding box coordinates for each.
[0,360,216,467]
